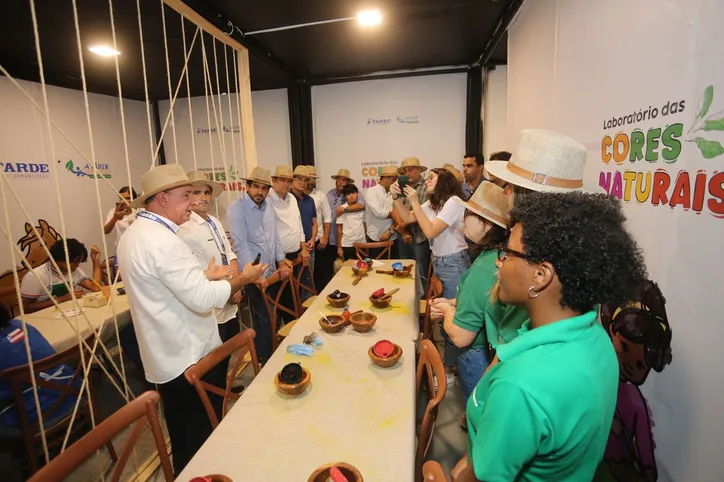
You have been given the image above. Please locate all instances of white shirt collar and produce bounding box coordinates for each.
[190,211,210,225]
[139,210,181,233]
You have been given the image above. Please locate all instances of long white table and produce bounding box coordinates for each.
[178,260,420,481]
[21,285,132,351]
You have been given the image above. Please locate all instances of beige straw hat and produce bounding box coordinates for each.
[378,165,400,178]
[331,168,355,183]
[458,181,509,228]
[272,165,293,180]
[484,129,587,193]
[131,164,206,208]
[241,166,273,187]
[443,163,464,183]
[304,165,320,179]
[293,165,311,179]
[398,157,427,175]
[186,170,223,199]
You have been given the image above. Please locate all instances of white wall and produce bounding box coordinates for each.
[482,66,508,158]
[157,88,291,224]
[0,78,153,285]
[312,74,467,194]
[508,0,724,480]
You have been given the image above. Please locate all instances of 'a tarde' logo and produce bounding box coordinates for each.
[366,117,391,125]
[0,161,49,179]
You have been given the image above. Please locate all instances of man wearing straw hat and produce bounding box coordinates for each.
[227,166,292,363]
[290,166,317,301]
[316,168,365,288]
[302,165,332,289]
[365,165,399,258]
[179,170,241,344]
[394,157,430,288]
[118,164,267,474]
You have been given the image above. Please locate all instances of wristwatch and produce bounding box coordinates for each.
[344,206,349,213]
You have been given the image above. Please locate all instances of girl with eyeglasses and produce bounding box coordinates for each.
[453,192,647,482]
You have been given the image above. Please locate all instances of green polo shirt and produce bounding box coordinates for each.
[485,299,529,349]
[466,311,618,482]
[452,250,498,349]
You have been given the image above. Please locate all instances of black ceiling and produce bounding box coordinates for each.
[0,0,513,101]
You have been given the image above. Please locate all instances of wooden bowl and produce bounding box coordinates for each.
[393,269,411,278]
[369,294,391,309]
[326,292,350,308]
[275,367,311,396]
[350,312,377,333]
[368,343,403,368]
[352,266,369,277]
[319,315,346,333]
[308,462,363,482]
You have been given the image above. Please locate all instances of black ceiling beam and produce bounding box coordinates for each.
[473,0,524,67]
[309,67,469,86]
[181,0,298,82]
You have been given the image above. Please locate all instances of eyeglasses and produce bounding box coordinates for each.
[497,246,531,262]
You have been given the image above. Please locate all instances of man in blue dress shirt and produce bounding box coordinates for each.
[227,166,293,362]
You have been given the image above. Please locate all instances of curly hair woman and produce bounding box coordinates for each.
[392,168,469,387]
[453,192,647,482]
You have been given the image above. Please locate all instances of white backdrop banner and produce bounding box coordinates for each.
[312,74,467,194]
[508,0,724,480]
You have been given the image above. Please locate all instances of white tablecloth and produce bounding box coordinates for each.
[21,285,132,351]
[178,260,420,481]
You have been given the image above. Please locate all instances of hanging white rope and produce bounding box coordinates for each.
[232,50,248,188]
[159,0,179,163]
[222,44,241,197]
[211,39,233,206]
[136,0,157,162]
[199,32,220,219]
[181,14,199,170]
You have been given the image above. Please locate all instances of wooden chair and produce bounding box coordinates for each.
[261,275,300,351]
[354,241,393,260]
[185,329,261,429]
[292,256,317,313]
[415,339,447,482]
[422,460,449,481]
[0,333,114,475]
[420,273,443,340]
[27,391,173,482]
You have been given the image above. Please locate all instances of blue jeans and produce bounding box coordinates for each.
[458,347,490,405]
[397,239,431,291]
[246,282,280,362]
[433,250,471,367]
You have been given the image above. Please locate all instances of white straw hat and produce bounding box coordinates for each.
[186,170,223,199]
[485,129,587,193]
[458,181,509,228]
[131,164,206,208]
[331,168,355,183]
[241,166,273,187]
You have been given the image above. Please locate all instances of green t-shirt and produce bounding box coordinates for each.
[466,311,619,482]
[485,299,530,349]
[452,250,498,349]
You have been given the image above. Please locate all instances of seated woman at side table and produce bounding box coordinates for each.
[20,238,103,313]
[453,192,647,482]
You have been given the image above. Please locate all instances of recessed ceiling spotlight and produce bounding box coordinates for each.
[357,10,382,26]
[88,45,121,57]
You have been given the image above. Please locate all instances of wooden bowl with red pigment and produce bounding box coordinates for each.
[308,462,363,482]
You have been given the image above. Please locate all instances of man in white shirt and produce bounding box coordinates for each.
[118,164,266,475]
[103,186,137,249]
[179,170,241,343]
[303,165,332,290]
[365,165,400,259]
[336,184,367,260]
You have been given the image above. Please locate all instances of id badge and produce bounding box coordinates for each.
[221,254,229,266]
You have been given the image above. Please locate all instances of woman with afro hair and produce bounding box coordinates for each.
[453,192,647,482]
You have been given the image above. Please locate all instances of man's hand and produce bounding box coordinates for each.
[337,246,344,258]
[305,239,315,251]
[301,249,311,266]
[230,290,243,304]
[318,235,328,250]
[58,289,85,302]
[240,261,266,284]
[390,181,402,196]
[255,277,269,291]
[402,232,413,244]
[335,205,345,217]
[90,245,101,264]
[379,230,391,242]
[205,257,236,280]
[403,185,419,206]
[278,259,294,270]
[277,267,292,280]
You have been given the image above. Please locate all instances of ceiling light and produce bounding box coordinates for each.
[357,10,381,26]
[88,45,121,57]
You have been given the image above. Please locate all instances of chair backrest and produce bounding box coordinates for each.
[354,241,393,260]
[184,329,260,429]
[0,333,98,474]
[415,339,447,482]
[262,277,300,350]
[27,391,173,482]
[292,256,317,304]
[421,274,443,340]
[422,460,449,482]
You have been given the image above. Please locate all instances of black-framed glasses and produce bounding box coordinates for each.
[497,246,530,262]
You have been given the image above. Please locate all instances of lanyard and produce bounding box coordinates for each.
[137,210,176,234]
[206,217,229,265]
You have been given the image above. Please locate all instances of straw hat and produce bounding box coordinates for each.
[131,164,206,208]
[186,170,223,199]
[331,168,355,183]
[443,163,463,183]
[272,165,293,180]
[293,165,311,179]
[485,129,587,193]
[398,157,427,175]
[304,165,320,179]
[241,166,273,187]
[458,181,509,229]
[378,165,400,178]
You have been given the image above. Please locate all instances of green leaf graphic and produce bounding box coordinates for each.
[696,85,714,119]
[694,137,724,159]
[702,118,724,131]
[65,160,74,171]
